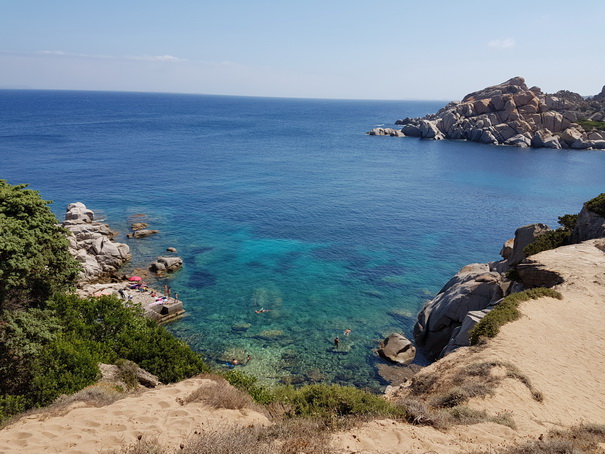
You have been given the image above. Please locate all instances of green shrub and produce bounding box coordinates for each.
[469,288,562,345]
[577,118,605,131]
[223,370,275,404]
[523,229,571,257]
[273,383,405,419]
[0,180,80,310]
[0,293,208,421]
[0,395,27,423]
[585,193,605,217]
[28,335,101,407]
[557,213,578,230]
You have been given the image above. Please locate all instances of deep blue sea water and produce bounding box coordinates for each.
[2,90,604,390]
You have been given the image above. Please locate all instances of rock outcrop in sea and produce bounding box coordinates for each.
[63,202,131,284]
[368,76,605,150]
[414,195,605,361]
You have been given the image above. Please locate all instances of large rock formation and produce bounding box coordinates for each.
[63,202,131,284]
[414,263,506,360]
[368,77,605,150]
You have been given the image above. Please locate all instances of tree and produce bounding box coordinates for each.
[0,180,81,310]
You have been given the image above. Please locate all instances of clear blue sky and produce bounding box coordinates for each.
[1,0,603,100]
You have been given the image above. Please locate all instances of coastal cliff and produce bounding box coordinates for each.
[368,76,605,150]
[414,193,605,361]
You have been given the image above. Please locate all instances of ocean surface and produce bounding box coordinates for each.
[2,89,604,391]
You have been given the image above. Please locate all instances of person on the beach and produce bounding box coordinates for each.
[255,308,270,313]
[232,358,239,366]
[163,284,167,295]
[246,354,251,364]
[334,337,340,348]
[344,328,351,336]
[167,287,171,299]
[174,292,178,302]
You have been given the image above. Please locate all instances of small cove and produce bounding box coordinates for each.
[2,90,604,390]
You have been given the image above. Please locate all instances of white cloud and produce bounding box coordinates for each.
[36,50,186,63]
[126,54,187,63]
[487,38,516,49]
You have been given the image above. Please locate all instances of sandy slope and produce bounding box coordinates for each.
[0,378,269,454]
[1,240,603,454]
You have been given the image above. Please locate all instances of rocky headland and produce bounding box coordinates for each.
[368,76,605,150]
[414,194,605,362]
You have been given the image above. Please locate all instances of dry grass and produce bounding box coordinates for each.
[178,374,263,413]
[398,359,547,429]
[410,360,543,406]
[471,423,605,454]
[114,419,340,454]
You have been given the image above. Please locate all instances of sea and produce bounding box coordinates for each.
[1,89,604,391]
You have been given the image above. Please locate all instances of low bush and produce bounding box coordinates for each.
[469,288,562,344]
[523,229,571,256]
[223,369,276,405]
[0,293,208,422]
[577,118,605,132]
[585,192,605,217]
[273,383,405,419]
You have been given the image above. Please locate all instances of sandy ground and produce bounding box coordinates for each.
[0,378,269,454]
[1,240,604,453]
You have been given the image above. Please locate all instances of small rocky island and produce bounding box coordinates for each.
[368,76,605,150]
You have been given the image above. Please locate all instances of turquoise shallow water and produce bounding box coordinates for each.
[2,90,604,390]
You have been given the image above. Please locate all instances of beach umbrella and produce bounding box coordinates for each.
[128,276,142,281]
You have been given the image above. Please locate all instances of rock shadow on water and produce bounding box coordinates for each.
[188,269,217,288]
[274,250,303,274]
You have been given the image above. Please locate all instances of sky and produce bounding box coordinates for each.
[1,0,604,100]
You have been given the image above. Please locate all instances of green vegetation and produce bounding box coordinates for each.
[577,118,605,131]
[0,180,81,310]
[523,213,578,257]
[469,288,562,345]
[0,294,208,421]
[585,192,605,217]
[523,229,571,256]
[0,181,208,422]
[273,383,405,419]
[223,369,404,420]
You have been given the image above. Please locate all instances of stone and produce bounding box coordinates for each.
[573,205,605,242]
[65,202,94,222]
[377,333,416,365]
[63,203,131,283]
[150,256,183,274]
[130,229,159,238]
[131,222,148,231]
[500,238,514,260]
[441,308,492,357]
[414,263,504,360]
[506,223,552,266]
